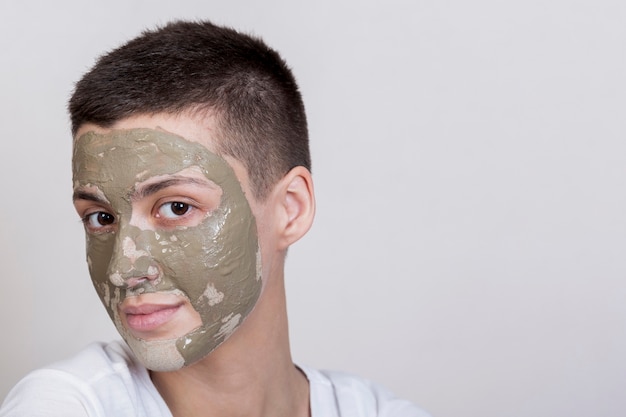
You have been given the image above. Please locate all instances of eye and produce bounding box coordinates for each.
[83,211,115,229]
[157,202,192,219]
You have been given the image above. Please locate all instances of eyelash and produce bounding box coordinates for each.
[79,199,202,232]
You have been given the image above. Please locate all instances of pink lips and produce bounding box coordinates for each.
[122,303,182,333]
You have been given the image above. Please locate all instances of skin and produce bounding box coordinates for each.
[72,128,261,371]
[73,112,316,417]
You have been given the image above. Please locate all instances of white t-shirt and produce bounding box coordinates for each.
[0,341,430,417]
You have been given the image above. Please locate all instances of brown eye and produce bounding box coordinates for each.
[97,212,115,225]
[158,202,191,218]
[85,212,115,229]
[171,202,189,215]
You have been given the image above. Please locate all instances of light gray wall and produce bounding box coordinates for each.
[1,1,625,416]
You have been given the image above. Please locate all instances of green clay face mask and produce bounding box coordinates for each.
[72,128,261,371]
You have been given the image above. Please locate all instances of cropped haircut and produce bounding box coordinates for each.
[69,20,310,201]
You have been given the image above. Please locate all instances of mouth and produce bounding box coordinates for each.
[121,302,183,333]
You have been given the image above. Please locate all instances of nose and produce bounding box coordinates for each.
[107,230,160,288]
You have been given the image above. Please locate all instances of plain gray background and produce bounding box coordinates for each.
[1,1,625,416]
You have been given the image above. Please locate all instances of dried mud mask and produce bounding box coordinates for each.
[72,128,262,371]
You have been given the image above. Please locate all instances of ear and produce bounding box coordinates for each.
[275,166,315,250]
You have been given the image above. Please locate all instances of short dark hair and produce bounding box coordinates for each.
[69,20,310,200]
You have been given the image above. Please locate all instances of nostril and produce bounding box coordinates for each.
[108,263,161,288]
[126,277,147,288]
[118,265,162,290]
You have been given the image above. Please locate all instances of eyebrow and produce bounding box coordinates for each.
[131,177,218,201]
[72,190,108,204]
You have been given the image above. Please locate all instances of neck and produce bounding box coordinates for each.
[150,270,310,417]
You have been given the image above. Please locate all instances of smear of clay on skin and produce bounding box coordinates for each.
[215,313,242,340]
[122,236,149,260]
[72,128,262,371]
[204,283,225,306]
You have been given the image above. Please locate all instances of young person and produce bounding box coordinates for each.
[1,20,430,417]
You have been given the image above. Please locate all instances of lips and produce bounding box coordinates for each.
[122,302,182,333]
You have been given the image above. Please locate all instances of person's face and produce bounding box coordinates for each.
[72,117,262,371]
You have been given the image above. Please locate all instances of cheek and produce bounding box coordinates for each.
[170,208,260,312]
[86,234,115,284]
[157,226,216,302]
[85,233,116,314]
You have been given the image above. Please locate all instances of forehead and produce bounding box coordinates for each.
[72,128,235,188]
[73,114,253,199]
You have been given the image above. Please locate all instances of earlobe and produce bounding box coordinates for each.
[278,166,315,249]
